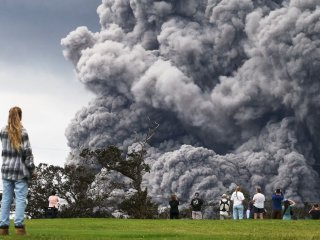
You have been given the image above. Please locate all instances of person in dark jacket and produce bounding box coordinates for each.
[272,188,284,219]
[190,192,204,219]
[169,194,179,219]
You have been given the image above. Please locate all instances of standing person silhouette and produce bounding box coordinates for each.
[272,188,284,219]
[252,187,265,219]
[230,186,245,220]
[48,190,59,218]
[219,194,231,220]
[190,192,204,219]
[309,204,320,219]
[168,194,179,219]
[282,199,295,220]
[0,107,35,235]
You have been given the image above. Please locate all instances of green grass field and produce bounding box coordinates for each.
[2,219,319,240]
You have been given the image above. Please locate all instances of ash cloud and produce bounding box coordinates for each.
[62,0,320,203]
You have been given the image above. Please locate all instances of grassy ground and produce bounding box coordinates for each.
[2,219,320,240]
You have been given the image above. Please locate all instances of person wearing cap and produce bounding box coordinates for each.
[219,194,230,220]
[190,192,204,219]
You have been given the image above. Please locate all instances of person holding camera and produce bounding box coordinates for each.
[282,199,295,220]
[309,204,320,220]
[272,188,284,219]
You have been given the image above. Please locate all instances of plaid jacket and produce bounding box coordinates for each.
[0,126,35,180]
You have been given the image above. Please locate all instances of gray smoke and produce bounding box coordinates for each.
[62,0,320,204]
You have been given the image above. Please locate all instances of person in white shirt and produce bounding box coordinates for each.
[230,186,245,220]
[252,187,265,219]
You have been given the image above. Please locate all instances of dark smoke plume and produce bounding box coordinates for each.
[62,0,320,204]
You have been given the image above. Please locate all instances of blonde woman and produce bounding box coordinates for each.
[0,107,35,235]
[230,186,245,220]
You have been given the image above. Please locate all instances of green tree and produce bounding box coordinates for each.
[27,163,65,218]
[80,121,159,218]
[58,165,98,217]
[27,163,110,218]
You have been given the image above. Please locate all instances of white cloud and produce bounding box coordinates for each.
[0,61,93,166]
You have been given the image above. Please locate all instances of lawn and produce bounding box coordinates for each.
[2,219,320,240]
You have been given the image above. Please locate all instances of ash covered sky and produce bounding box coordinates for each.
[62,0,320,203]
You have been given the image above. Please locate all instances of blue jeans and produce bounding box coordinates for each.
[233,204,244,220]
[0,179,28,227]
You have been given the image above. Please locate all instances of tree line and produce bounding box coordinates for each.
[26,145,158,219]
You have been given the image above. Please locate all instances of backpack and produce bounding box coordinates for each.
[220,200,230,212]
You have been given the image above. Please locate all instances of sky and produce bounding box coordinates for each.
[0,0,102,166]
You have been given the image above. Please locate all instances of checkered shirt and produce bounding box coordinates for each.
[0,126,35,180]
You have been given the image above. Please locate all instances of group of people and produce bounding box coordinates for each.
[168,186,320,220]
[0,106,319,237]
[221,186,299,220]
[169,192,204,219]
[227,186,320,220]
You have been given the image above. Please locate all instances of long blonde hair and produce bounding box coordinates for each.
[7,106,23,151]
